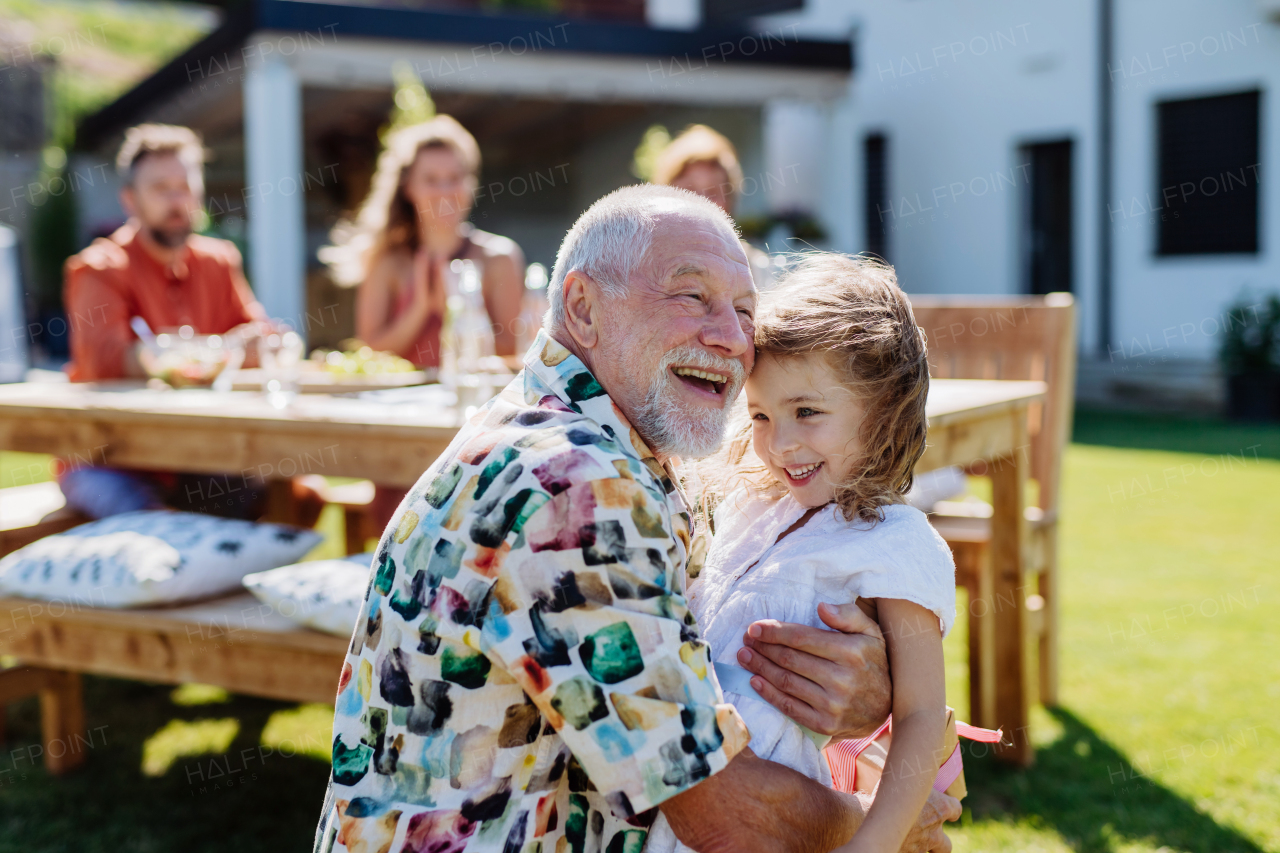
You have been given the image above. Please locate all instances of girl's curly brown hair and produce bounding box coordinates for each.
[696,253,929,526]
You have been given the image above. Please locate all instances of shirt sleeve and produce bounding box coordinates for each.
[478,477,750,819]
[63,258,134,381]
[844,509,958,638]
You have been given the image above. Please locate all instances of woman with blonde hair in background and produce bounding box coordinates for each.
[324,115,525,368]
[652,123,774,288]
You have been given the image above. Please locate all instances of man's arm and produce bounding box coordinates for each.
[63,261,138,381]
[737,601,893,739]
[660,747,870,853]
[482,476,945,852]
[658,745,962,853]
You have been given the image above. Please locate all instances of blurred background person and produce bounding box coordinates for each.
[652,123,775,289]
[59,123,322,523]
[323,114,526,533]
[64,123,268,382]
[326,115,525,369]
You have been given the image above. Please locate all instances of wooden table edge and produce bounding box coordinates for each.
[926,382,1046,429]
[0,403,459,438]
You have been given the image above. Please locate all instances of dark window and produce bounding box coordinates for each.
[864,133,889,261]
[1157,90,1260,255]
[1022,140,1074,294]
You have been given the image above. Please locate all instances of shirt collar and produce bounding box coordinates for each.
[520,331,694,556]
[522,329,663,467]
[121,221,191,281]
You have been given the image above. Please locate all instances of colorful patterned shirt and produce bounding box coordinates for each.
[315,331,749,853]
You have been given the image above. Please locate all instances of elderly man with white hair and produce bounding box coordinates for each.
[313,185,960,853]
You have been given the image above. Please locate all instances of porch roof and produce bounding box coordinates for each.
[78,0,853,150]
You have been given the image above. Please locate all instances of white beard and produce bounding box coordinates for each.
[633,345,745,459]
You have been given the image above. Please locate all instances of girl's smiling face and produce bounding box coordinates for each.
[746,351,865,507]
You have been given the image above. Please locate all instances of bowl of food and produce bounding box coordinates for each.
[139,326,242,388]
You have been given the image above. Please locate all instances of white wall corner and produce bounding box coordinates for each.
[646,0,701,31]
[818,101,857,253]
[762,100,825,216]
[244,55,306,335]
[0,224,27,380]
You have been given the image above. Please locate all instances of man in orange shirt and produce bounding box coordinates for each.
[64,124,267,381]
[60,124,319,522]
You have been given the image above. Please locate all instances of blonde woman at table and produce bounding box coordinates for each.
[323,115,525,369]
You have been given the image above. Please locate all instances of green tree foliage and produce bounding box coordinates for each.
[630,124,671,182]
[381,61,436,142]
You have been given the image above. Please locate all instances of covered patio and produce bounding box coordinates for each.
[75,0,853,345]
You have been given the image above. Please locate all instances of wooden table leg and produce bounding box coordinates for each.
[967,545,997,730]
[0,666,88,774]
[0,666,49,718]
[989,411,1033,766]
[40,670,87,774]
[344,507,373,556]
[262,477,327,529]
[261,478,303,525]
[1038,526,1060,707]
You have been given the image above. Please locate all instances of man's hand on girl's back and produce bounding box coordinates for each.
[738,600,892,740]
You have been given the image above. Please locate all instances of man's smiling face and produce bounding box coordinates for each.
[591,208,756,459]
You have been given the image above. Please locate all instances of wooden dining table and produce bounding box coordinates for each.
[0,380,462,490]
[0,375,1044,770]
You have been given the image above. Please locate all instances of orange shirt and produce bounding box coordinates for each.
[63,222,265,382]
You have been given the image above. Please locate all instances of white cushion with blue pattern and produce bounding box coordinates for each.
[242,552,373,637]
[0,510,322,608]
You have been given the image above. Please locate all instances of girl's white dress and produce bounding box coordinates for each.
[646,488,956,852]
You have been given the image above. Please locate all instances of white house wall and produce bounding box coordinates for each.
[764,0,1101,352]
[1110,0,1279,363]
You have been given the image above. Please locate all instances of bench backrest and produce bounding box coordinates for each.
[910,294,1077,512]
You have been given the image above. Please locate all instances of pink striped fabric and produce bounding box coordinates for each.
[824,716,1002,795]
[956,721,1004,742]
[826,718,891,794]
[932,745,964,792]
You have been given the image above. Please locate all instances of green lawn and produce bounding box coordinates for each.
[1,409,1277,852]
[944,410,1279,853]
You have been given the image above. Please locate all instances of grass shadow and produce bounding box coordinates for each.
[1,675,331,853]
[1073,408,1280,460]
[960,707,1264,853]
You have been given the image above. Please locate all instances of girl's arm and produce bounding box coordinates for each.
[835,597,947,853]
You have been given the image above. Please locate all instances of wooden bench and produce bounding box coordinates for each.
[0,593,348,774]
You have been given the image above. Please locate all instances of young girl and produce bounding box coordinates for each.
[650,253,956,853]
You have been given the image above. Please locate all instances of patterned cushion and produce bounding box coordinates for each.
[242,552,373,637]
[0,510,322,607]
